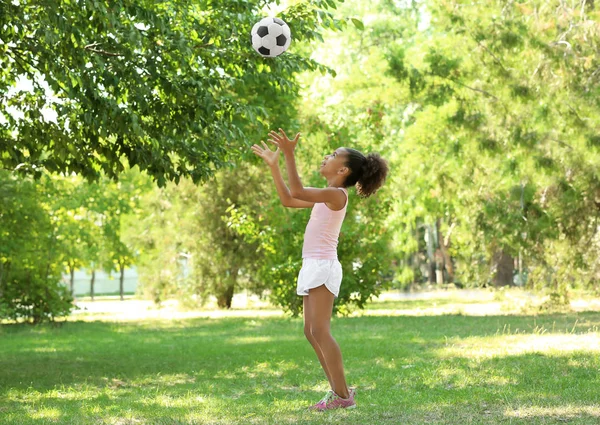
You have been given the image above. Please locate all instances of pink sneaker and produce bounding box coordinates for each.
[309,390,333,410]
[314,388,356,411]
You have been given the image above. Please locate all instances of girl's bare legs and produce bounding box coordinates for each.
[304,284,349,399]
[303,296,334,390]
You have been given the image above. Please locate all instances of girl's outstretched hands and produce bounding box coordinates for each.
[251,140,280,167]
[268,129,300,155]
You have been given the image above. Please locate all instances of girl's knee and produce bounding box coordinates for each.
[304,325,313,340]
[304,324,330,342]
[311,326,331,342]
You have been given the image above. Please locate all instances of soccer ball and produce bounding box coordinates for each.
[251,17,291,58]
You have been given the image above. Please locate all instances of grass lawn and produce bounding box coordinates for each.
[1,290,599,424]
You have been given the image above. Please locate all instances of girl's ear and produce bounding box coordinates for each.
[338,166,350,175]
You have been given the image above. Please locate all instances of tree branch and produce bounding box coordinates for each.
[445,76,500,101]
[531,60,544,79]
[84,43,125,57]
[443,222,456,247]
[547,137,574,150]
[565,103,589,125]
[586,66,600,90]
[474,38,510,74]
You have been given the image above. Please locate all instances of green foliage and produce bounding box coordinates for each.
[92,168,149,295]
[0,0,340,186]
[383,0,600,291]
[0,269,72,324]
[123,163,270,308]
[190,165,268,308]
[4,0,599,317]
[0,172,74,323]
[0,167,151,322]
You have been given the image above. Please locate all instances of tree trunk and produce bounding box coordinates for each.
[90,269,96,301]
[0,261,11,301]
[217,272,237,309]
[0,261,4,296]
[434,249,444,285]
[216,283,235,309]
[437,219,455,283]
[119,262,125,301]
[426,224,436,284]
[413,221,421,284]
[434,219,445,285]
[517,249,524,286]
[69,264,75,297]
[493,250,514,287]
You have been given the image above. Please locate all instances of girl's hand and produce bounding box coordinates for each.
[268,128,300,155]
[251,141,280,167]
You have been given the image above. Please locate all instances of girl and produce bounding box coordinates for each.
[251,129,388,411]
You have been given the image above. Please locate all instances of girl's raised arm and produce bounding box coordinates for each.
[268,129,346,210]
[251,141,315,209]
[268,161,315,208]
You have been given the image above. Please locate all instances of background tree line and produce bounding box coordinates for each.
[1,0,598,323]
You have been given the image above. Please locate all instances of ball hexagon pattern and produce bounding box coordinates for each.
[251,17,291,58]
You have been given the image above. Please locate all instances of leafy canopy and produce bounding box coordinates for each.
[0,0,343,186]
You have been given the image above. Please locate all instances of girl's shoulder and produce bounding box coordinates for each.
[325,187,348,211]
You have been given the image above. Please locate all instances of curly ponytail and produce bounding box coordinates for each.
[343,148,389,198]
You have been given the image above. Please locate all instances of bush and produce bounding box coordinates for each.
[0,267,73,324]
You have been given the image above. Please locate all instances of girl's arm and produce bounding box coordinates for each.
[271,129,346,209]
[251,140,314,209]
[268,162,315,208]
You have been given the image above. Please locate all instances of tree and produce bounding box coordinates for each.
[0,164,155,321]
[91,168,150,300]
[44,175,99,297]
[384,0,600,293]
[2,0,355,318]
[1,0,344,185]
[191,164,269,308]
[0,171,73,323]
[123,163,270,308]
[121,182,184,304]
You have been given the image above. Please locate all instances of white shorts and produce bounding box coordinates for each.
[297,258,343,297]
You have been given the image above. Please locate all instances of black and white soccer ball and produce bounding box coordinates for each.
[251,17,291,58]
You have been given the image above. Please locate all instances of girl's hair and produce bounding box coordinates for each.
[342,148,389,198]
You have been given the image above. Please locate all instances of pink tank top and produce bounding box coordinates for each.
[302,187,348,260]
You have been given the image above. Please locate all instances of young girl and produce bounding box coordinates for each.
[251,129,388,411]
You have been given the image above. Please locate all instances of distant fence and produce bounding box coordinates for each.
[60,267,139,297]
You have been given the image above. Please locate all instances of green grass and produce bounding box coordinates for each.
[1,291,600,424]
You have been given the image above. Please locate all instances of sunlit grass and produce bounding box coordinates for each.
[357,288,600,317]
[505,405,600,420]
[1,289,599,424]
[441,333,600,358]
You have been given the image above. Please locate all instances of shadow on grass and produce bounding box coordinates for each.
[1,311,599,424]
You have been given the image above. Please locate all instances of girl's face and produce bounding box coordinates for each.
[320,147,348,177]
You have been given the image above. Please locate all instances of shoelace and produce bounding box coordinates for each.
[319,391,333,405]
[327,391,347,406]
